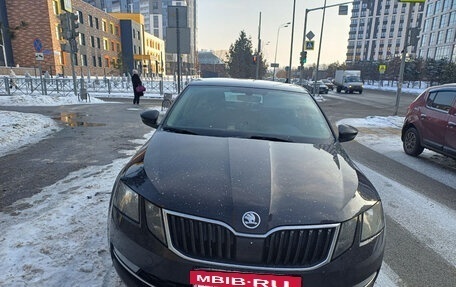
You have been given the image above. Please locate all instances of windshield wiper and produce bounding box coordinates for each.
[163,126,198,135]
[249,135,293,142]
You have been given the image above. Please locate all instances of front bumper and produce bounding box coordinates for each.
[108,208,385,287]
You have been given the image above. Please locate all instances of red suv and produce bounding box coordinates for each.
[401,83,456,159]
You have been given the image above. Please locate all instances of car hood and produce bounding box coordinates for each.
[130,131,377,234]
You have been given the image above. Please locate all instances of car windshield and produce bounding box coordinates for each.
[163,85,333,143]
[345,76,361,82]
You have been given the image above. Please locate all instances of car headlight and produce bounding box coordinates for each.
[145,200,167,244]
[113,181,139,222]
[361,202,384,244]
[333,217,357,259]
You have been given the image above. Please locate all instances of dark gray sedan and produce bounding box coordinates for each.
[108,78,385,287]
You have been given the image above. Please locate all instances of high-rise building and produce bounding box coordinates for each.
[347,0,455,64]
[418,0,456,62]
[346,0,425,63]
[94,0,198,76]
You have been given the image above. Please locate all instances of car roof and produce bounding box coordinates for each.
[188,78,308,93]
[427,83,456,91]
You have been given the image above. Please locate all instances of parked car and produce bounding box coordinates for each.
[303,80,329,94]
[322,79,334,90]
[108,78,385,287]
[402,83,456,159]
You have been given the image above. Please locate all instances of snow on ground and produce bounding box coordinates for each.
[0,87,454,286]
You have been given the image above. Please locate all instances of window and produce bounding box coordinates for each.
[104,39,109,50]
[449,11,456,26]
[77,11,84,24]
[446,28,454,42]
[437,31,444,44]
[81,54,87,66]
[56,25,61,40]
[102,20,107,32]
[52,0,58,15]
[95,17,99,29]
[98,57,102,67]
[440,14,448,28]
[89,15,93,27]
[92,56,97,66]
[110,23,114,34]
[79,33,86,46]
[427,91,456,112]
[91,36,95,47]
[97,37,101,49]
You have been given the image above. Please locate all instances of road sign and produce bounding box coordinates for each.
[379,64,387,74]
[35,53,44,61]
[339,5,348,15]
[33,38,43,52]
[305,41,315,50]
[271,63,279,68]
[306,31,315,40]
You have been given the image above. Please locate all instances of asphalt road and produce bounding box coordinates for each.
[0,98,163,211]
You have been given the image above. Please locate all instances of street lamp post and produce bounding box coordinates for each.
[273,22,290,81]
[286,0,297,83]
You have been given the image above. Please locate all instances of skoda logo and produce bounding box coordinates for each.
[242,211,261,229]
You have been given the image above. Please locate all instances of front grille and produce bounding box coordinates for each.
[263,228,335,267]
[166,213,337,269]
[167,214,236,260]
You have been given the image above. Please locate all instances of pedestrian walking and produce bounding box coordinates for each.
[131,69,144,105]
[9,69,18,89]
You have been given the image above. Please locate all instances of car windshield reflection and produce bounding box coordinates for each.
[164,86,333,143]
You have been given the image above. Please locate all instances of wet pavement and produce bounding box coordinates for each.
[0,98,163,211]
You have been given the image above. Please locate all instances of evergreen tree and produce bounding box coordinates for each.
[227,31,267,79]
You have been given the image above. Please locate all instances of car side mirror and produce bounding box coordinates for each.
[141,110,160,128]
[338,124,358,142]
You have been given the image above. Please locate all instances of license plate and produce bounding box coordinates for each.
[190,270,302,287]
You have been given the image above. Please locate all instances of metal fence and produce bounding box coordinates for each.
[0,75,182,98]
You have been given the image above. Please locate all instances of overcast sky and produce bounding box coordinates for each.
[197,0,352,67]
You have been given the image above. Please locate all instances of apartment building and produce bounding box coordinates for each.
[1,0,122,76]
[347,0,424,63]
[96,0,198,76]
[418,0,456,62]
[111,12,165,76]
[347,0,455,64]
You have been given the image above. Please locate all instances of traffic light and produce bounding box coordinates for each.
[59,13,71,40]
[253,55,257,64]
[68,13,79,40]
[59,13,79,40]
[300,51,307,65]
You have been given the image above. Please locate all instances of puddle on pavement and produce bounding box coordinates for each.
[54,112,106,127]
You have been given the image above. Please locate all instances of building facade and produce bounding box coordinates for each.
[347,0,455,64]
[418,0,456,62]
[97,0,198,77]
[1,0,121,76]
[0,0,165,77]
[112,12,165,76]
[347,0,424,63]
